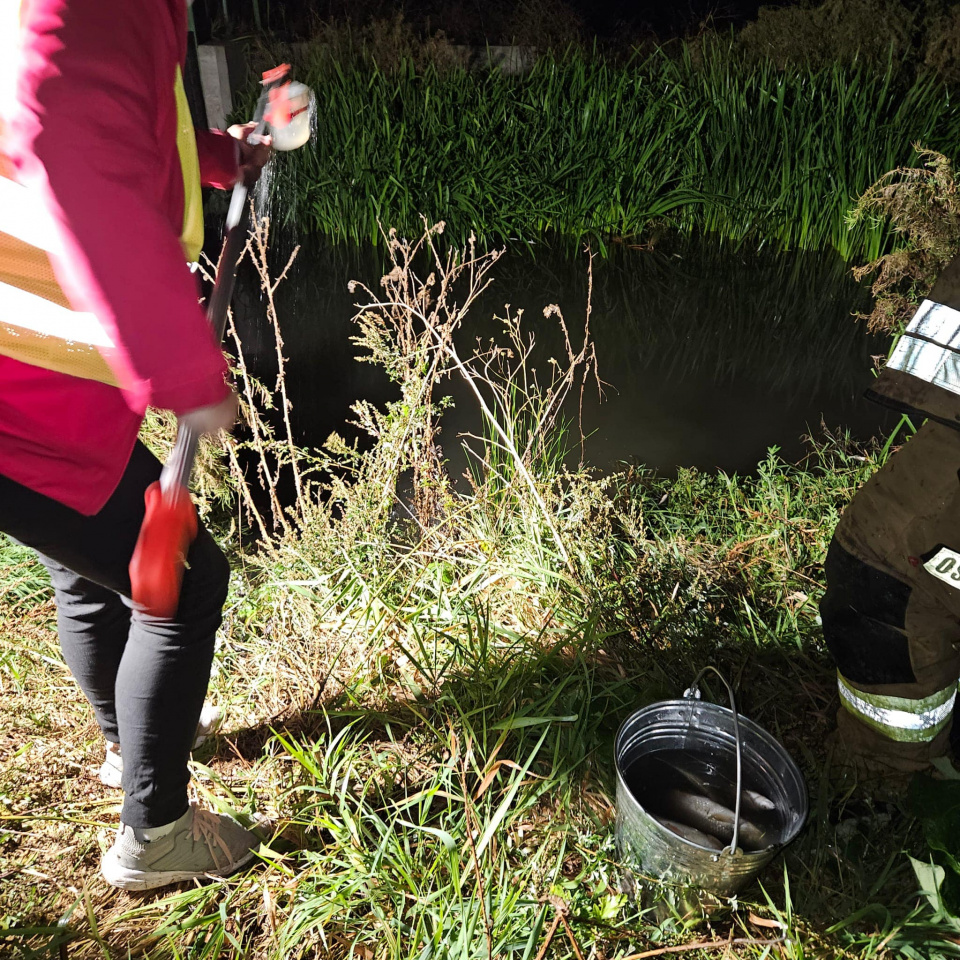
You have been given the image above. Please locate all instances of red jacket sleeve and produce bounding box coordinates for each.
[196,128,240,189]
[11,0,229,416]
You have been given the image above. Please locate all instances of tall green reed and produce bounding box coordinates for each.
[252,43,960,258]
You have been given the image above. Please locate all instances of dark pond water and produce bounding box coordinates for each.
[228,230,891,477]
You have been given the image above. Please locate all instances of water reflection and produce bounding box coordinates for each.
[229,232,890,475]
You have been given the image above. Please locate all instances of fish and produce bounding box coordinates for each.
[659,789,772,851]
[654,815,725,851]
[652,754,777,816]
[742,789,777,813]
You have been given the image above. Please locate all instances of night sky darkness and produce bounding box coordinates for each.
[557,0,792,37]
[193,0,799,43]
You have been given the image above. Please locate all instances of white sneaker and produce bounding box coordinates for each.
[100,802,257,891]
[98,704,223,788]
[99,740,123,788]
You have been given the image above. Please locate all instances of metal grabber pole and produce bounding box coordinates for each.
[129,64,310,618]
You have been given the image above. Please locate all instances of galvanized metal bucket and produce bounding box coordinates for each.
[615,667,807,898]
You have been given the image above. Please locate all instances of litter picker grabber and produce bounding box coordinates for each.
[129,65,314,619]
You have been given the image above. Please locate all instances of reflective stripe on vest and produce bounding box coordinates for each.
[0,175,119,385]
[886,299,960,397]
[0,46,204,382]
[174,64,204,264]
[837,671,956,743]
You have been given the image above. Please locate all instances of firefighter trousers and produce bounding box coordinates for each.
[821,421,960,773]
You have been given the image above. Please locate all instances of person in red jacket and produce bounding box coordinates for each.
[1,0,270,889]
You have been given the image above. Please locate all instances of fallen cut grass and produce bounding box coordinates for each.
[1,225,958,958]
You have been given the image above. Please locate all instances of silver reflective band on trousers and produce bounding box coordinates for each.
[887,299,960,396]
[837,672,957,743]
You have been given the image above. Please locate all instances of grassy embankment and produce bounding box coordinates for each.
[1,210,956,957]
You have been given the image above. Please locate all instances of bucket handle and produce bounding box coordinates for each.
[683,666,742,857]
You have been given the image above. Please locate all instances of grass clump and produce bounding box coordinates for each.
[737,0,960,83]
[736,0,921,70]
[1,220,957,958]
[849,147,960,334]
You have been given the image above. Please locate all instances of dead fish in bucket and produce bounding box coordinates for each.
[653,816,724,851]
[647,751,776,816]
[661,754,777,815]
[659,789,772,851]
[614,666,808,898]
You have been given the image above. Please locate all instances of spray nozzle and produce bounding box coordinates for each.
[260,65,315,152]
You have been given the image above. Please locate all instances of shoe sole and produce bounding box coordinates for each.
[100,845,257,891]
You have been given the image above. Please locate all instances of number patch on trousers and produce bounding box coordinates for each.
[923,547,960,589]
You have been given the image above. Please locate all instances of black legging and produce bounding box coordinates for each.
[0,442,229,828]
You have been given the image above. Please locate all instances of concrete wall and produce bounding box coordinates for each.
[197,44,233,130]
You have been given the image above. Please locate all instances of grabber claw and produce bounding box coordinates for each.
[129,480,198,619]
